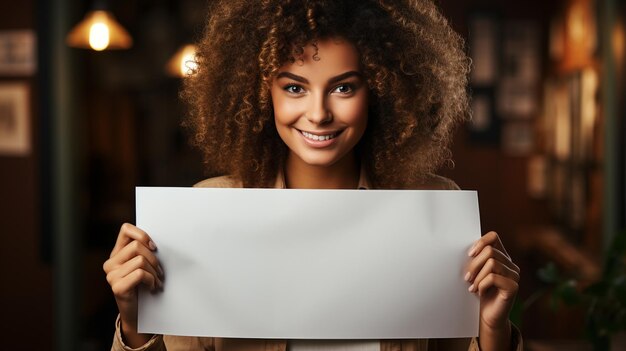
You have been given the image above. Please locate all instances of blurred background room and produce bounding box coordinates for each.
[0,0,624,350]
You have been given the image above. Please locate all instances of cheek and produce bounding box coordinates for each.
[271,92,300,126]
[270,87,284,123]
[336,96,368,129]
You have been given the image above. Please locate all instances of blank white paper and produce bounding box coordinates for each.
[136,187,480,339]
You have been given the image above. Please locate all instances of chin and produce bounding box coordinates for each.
[296,153,344,168]
[300,157,339,168]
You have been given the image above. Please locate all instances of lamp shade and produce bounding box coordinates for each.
[66,10,133,51]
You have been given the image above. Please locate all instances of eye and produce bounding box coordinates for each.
[333,83,355,94]
[284,84,305,94]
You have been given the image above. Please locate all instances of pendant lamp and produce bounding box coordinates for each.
[66,2,132,51]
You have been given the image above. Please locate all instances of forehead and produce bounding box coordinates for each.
[279,38,361,75]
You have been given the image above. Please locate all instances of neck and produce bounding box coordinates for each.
[284,153,360,189]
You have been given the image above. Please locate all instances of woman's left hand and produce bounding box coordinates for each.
[466,231,520,346]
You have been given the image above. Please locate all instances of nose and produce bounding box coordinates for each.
[306,93,332,124]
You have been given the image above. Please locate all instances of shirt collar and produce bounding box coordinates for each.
[274,164,370,189]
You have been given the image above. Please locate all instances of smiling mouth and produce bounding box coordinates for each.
[299,130,342,141]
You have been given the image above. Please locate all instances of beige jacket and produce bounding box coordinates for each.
[111,172,523,351]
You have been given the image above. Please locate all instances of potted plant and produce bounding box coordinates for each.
[537,232,626,351]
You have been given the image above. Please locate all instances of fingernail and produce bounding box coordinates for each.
[157,265,164,277]
[149,240,157,251]
[468,245,477,257]
[464,272,471,282]
[468,284,475,292]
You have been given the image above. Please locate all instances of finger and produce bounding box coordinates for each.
[465,245,518,283]
[104,240,162,275]
[111,268,160,297]
[119,260,163,290]
[475,273,518,299]
[468,258,520,293]
[468,231,508,258]
[105,239,161,274]
[107,255,163,287]
[111,223,156,258]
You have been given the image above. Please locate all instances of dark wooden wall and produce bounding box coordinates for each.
[0,0,54,350]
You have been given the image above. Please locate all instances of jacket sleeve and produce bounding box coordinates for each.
[111,315,167,351]
[111,315,216,351]
[469,324,523,351]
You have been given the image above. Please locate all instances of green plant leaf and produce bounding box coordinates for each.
[538,262,559,284]
[556,280,581,305]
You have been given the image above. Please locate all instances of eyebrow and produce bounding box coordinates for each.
[276,71,362,84]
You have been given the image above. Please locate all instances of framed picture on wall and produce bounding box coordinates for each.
[467,13,500,145]
[468,88,500,144]
[502,120,534,156]
[0,82,30,156]
[468,14,499,86]
[497,20,540,119]
[0,30,37,76]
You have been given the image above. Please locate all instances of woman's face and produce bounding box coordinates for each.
[271,38,368,169]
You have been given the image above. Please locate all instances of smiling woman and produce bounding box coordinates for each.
[181,0,470,189]
[104,1,522,351]
[271,39,368,189]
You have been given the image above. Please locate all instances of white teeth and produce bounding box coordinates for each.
[301,131,336,141]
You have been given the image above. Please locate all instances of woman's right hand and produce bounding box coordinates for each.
[103,223,164,347]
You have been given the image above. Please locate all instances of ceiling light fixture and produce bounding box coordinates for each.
[66,3,132,51]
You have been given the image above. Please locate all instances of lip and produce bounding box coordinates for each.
[297,129,343,148]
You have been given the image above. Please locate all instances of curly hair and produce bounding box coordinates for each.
[181,0,470,188]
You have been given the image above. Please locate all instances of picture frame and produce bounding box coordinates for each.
[468,88,500,144]
[497,20,540,119]
[0,82,30,156]
[468,14,499,86]
[0,30,37,76]
[501,120,534,156]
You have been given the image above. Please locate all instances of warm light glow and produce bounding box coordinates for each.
[613,21,625,68]
[179,45,198,76]
[66,10,133,51]
[581,68,598,159]
[567,3,585,43]
[166,44,199,77]
[89,22,110,51]
[561,0,596,70]
[554,85,571,160]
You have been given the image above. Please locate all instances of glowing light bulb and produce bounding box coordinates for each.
[567,4,586,44]
[89,22,110,51]
[179,45,198,76]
